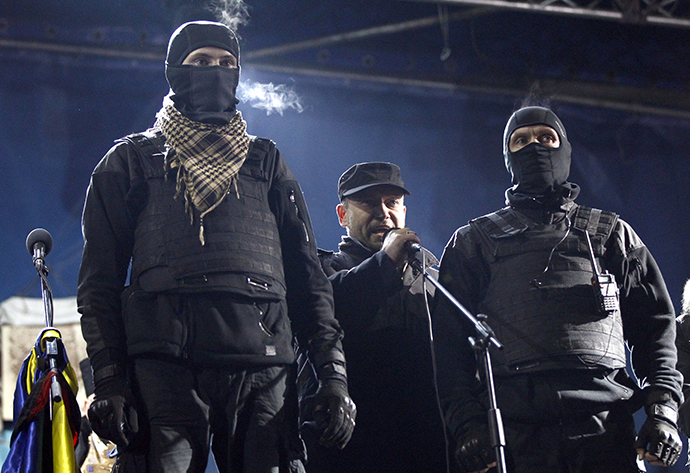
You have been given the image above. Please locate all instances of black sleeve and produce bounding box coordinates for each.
[267,148,345,370]
[607,219,683,402]
[676,315,690,402]
[431,226,491,440]
[77,142,142,373]
[675,314,690,434]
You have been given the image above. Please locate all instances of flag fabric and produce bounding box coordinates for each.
[2,328,81,473]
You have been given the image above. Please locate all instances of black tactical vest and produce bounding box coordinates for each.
[123,129,287,299]
[470,205,626,374]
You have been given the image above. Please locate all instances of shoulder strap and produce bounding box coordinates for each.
[247,136,275,159]
[241,136,277,181]
[119,129,165,156]
[470,207,529,239]
[572,205,619,239]
[118,129,167,178]
[570,205,619,256]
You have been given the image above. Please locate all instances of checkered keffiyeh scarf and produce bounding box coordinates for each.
[155,104,250,245]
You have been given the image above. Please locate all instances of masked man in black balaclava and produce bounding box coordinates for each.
[78,20,355,473]
[432,106,683,473]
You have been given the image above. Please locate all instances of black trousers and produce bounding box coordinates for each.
[133,358,301,473]
[499,409,641,473]
[491,369,642,473]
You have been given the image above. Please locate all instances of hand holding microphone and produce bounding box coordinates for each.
[382,227,422,268]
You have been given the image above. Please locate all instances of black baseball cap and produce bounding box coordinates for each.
[338,162,410,201]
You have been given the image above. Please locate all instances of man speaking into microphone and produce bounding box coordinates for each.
[297,162,451,473]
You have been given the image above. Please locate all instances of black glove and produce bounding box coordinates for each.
[87,374,139,450]
[312,364,356,449]
[455,421,495,473]
[634,399,682,467]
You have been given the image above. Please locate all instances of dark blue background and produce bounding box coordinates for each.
[1,2,689,470]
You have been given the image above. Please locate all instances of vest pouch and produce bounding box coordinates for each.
[493,369,636,423]
[121,284,188,359]
[137,266,286,299]
[184,294,295,364]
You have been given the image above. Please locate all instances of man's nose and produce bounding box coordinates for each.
[375,201,391,218]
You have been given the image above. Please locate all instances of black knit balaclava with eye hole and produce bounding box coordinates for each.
[164,21,241,124]
[503,106,573,198]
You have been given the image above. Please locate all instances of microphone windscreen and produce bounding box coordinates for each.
[26,228,53,255]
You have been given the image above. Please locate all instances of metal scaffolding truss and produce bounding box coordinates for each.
[410,0,690,28]
[1,2,688,118]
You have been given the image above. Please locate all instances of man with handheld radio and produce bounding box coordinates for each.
[433,106,683,473]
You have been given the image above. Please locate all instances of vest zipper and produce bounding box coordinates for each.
[255,303,274,337]
[290,190,310,243]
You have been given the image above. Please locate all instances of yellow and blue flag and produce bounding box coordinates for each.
[2,328,81,473]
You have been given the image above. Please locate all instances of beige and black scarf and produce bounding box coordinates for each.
[155,103,250,245]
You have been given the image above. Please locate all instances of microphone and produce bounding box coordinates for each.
[407,242,422,255]
[385,228,438,266]
[406,241,440,270]
[406,241,423,267]
[26,228,53,272]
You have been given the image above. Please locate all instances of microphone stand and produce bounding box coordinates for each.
[32,245,54,328]
[30,242,62,416]
[408,252,508,473]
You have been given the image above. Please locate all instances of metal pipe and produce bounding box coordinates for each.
[2,29,689,119]
[244,7,493,60]
[406,0,690,28]
[246,62,690,119]
[0,38,164,61]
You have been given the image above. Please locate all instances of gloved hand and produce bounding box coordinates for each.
[634,399,682,467]
[87,374,139,450]
[312,373,356,449]
[455,421,496,473]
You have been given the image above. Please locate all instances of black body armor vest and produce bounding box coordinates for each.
[123,130,287,299]
[470,205,626,374]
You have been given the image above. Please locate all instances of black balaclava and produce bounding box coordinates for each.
[503,106,574,201]
[164,20,241,125]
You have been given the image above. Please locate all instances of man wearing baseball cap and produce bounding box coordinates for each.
[78,20,355,473]
[298,162,450,473]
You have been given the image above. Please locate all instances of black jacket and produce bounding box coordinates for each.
[433,202,682,439]
[299,236,449,473]
[320,236,432,336]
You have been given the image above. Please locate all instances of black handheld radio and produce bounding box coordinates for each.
[584,230,619,314]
